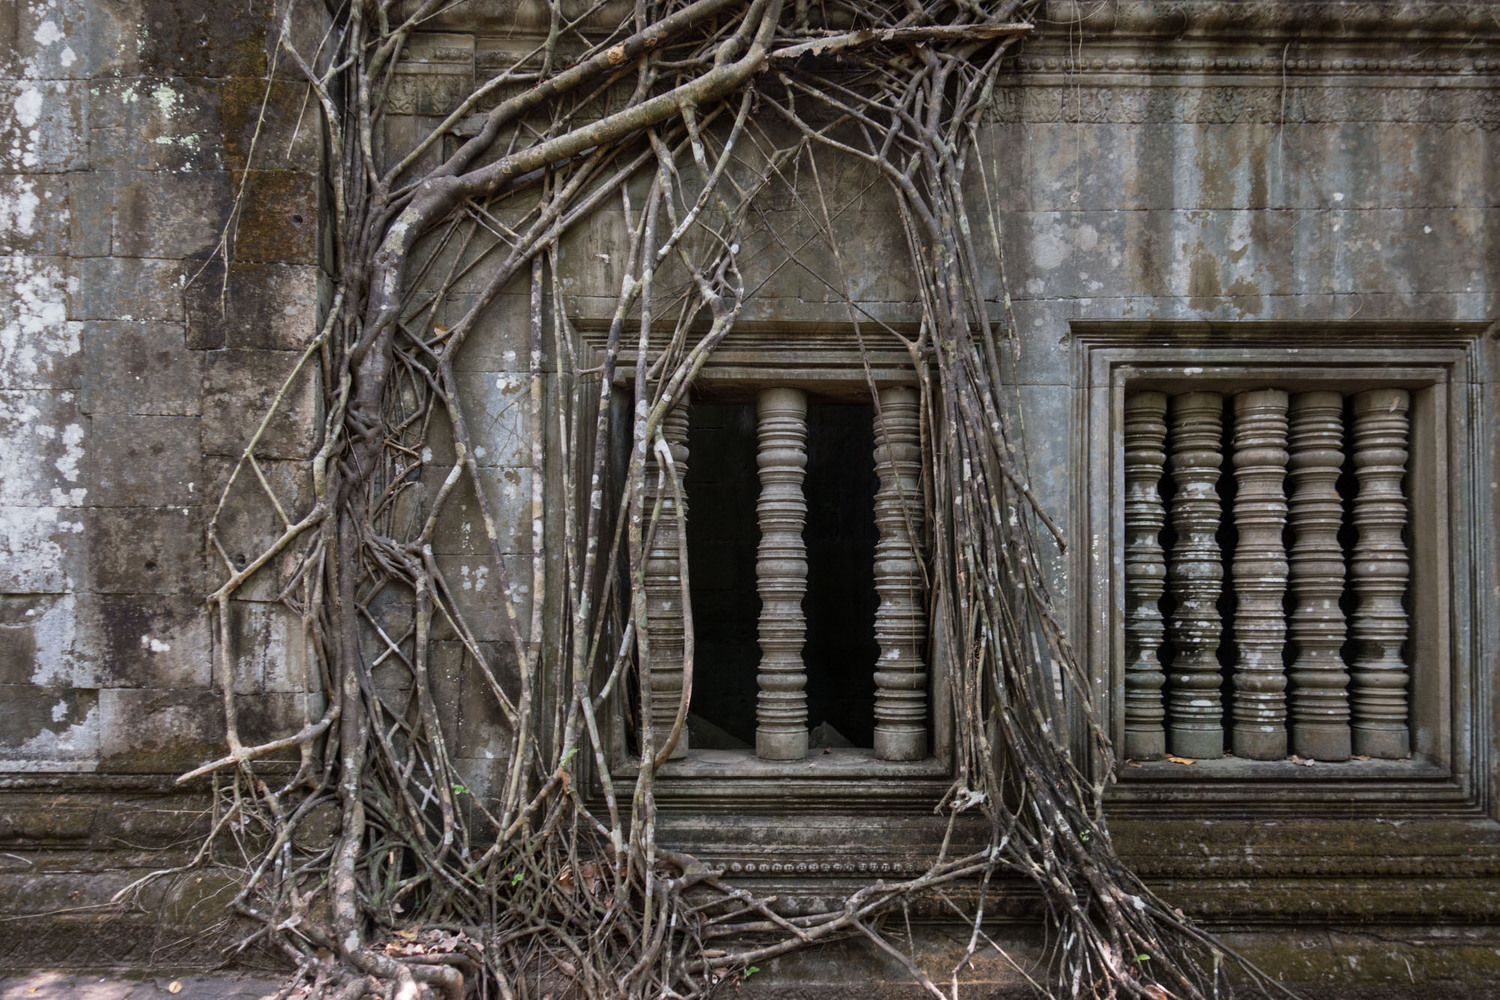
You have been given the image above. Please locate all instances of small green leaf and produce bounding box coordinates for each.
[450,782,469,796]
[560,747,579,767]
[511,872,524,886]
[743,966,760,979]
[1135,954,1150,963]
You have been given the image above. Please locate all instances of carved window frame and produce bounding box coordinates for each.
[1071,322,1494,813]
[579,323,956,815]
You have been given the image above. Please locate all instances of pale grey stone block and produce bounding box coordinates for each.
[83,593,211,689]
[0,79,87,173]
[0,683,98,770]
[79,321,200,415]
[84,504,203,595]
[87,413,200,507]
[66,255,186,322]
[200,348,321,459]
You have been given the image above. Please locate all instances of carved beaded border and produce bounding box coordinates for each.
[1012,54,1500,75]
[713,859,922,876]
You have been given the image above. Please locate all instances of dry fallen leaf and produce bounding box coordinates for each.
[167,983,184,995]
[1289,754,1316,766]
[1354,754,1371,761]
[1165,755,1195,765]
[580,861,602,895]
[1124,758,1143,768]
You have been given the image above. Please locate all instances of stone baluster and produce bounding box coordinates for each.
[1286,391,1351,760]
[1167,392,1226,760]
[643,406,690,759]
[755,388,810,760]
[1229,389,1290,760]
[1349,389,1412,759]
[1122,392,1168,761]
[872,386,927,761]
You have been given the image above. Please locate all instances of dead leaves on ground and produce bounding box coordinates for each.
[555,860,605,896]
[380,926,478,960]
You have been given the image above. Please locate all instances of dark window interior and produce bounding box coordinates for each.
[686,402,879,748]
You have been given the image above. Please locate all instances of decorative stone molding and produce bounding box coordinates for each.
[1287,391,1352,761]
[755,388,810,761]
[1122,391,1168,762]
[643,406,691,759]
[1037,1,1500,44]
[720,857,923,876]
[1349,388,1412,760]
[1229,389,1290,761]
[984,84,1500,127]
[871,386,928,762]
[1166,391,1226,760]
[404,0,1500,43]
[1073,322,1488,802]
[1014,53,1500,75]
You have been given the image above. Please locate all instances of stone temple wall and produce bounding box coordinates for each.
[0,0,324,964]
[1,0,1499,991]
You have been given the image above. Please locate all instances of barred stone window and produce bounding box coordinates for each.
[645,388,929,763]
[1122,386,1413,763]
[583,326,951,810]
[1074,324,1490,804]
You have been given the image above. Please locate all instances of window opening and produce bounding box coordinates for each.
[684,402,762,750]
[656,387,927,764]
[685,398,888,751]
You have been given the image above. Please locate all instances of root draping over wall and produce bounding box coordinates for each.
[162,0,1290,996]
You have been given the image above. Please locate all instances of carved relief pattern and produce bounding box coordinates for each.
[984,83,1497,129]
[1349,389,1412,759]
[1286,392,1352,761]
[755,388,810,761]
[1229,390,1290,760]
[385,73,474,115]
[437,0,1500,39]
[871,387,928,761]
[1122,392,1168,761]
[1166,392,1225,759]
[643,407,690,759]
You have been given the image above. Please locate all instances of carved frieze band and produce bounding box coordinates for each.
[1166,392,1226,760]
[871,387,928,761]
[1038,0,1500,43]
[1229,390,1290,761]
[1287,392,1352,761]
[755,388,810,761]
[388,72,1500,125]
[1012,53,1499,77]
[982,85,1500,128]
[1349,389,1412,760]
[407,0,1500,46]
[644,406,690,759]
[1122,391,1168,761]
